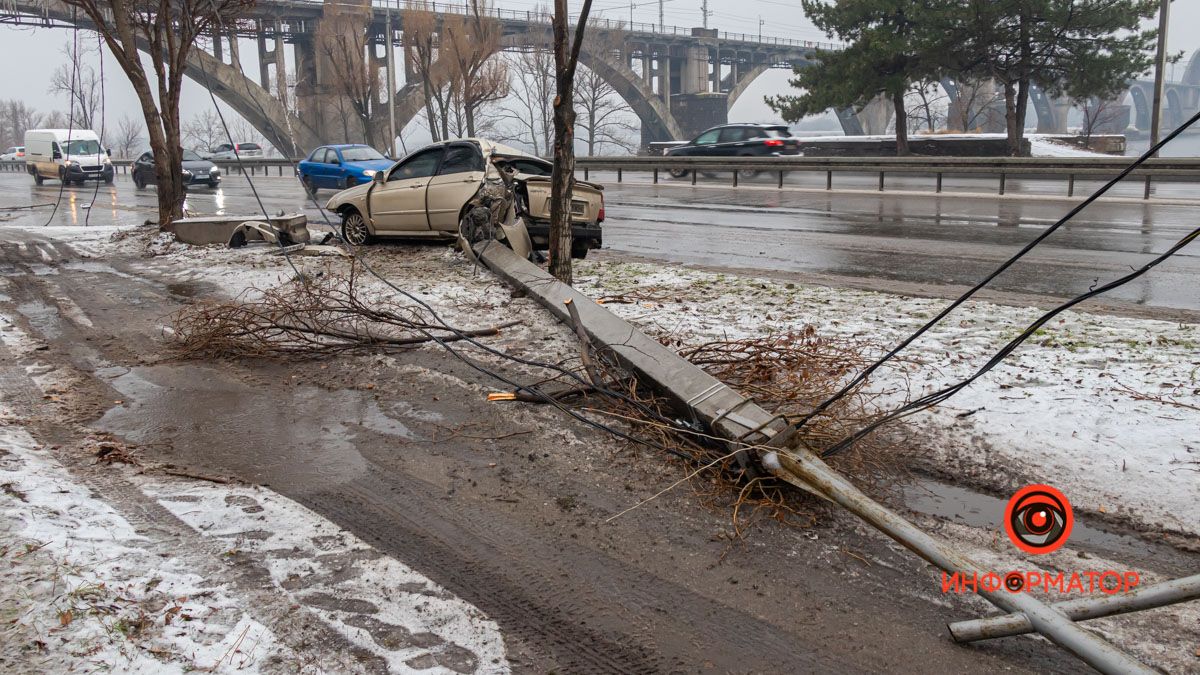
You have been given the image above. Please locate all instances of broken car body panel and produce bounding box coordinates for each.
[324,139,603,258]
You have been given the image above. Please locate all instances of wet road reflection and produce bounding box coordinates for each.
[2,171,1196,312]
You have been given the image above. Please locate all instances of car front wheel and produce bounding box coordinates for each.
[341,210,371,246]
[668,168,689,178]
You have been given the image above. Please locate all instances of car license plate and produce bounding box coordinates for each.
[570,200,587,216]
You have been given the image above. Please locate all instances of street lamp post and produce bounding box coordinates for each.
[1148,0,1171,154]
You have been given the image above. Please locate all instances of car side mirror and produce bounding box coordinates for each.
[373,172,386,183]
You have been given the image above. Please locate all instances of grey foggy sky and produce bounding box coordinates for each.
[1,0,1197,149]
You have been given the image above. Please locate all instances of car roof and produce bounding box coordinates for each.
[323,144,373,150]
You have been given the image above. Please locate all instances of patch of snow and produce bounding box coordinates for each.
[141,479,510,673]
[573,260,1200,538]
[0,422,295,673]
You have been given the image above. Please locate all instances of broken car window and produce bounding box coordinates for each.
[437,145,484,175]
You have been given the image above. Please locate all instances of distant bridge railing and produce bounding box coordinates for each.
[5,156,1198,200]
[353,0,839,50]
[576,155,1200,200]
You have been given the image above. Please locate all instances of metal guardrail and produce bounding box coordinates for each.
[0,158,300,177]
[575,156,1200,199]
[5,156,1197,199]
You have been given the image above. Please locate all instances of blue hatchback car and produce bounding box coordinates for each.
[297,144,394,195]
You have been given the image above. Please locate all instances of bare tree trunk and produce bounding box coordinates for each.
[549,0,586,283]
[1003,80,1019,156]
[892,89,909,156]
[1014,77,1030,157]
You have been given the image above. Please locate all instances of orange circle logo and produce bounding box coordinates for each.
[1004,484,1073,554]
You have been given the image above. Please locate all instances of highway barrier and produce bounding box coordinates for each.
[5,155,1199,199]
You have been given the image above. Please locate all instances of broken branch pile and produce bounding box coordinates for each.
[171,264,518,359]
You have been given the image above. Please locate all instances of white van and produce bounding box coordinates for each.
[24,129,114,185]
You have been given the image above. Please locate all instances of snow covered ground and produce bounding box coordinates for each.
[788,132,1111,157]
[0,247,512,672]
[569,259,1200,539]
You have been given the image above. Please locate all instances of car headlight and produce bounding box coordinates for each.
[182,169,192,178]
[209,167,220,175]
[63,160,74,166]
[362,170,376,177]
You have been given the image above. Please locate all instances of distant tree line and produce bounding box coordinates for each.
[769,0,1162,156]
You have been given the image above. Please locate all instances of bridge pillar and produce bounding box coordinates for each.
[671,93,727,138]
[296,0,374,146]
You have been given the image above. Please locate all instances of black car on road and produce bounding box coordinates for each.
[665,124,800,178]
[132,149,222,189]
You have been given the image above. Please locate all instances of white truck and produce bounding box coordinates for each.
[24,129,114,185]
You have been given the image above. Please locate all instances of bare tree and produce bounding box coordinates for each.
[49,43,104,130]
[114,114,144,158]
[573,65,636,155]
[319,20,381,146]
[61,0,252,227]
[0,100,45,149]
[182,109,225,153]
[441,2,508,138]
[548,0,595,283]
[496,47,555,154]
[41,111,70,129]
[945,79,1003,133]
[906,82,947,134]
[402,3,448,142]
[1076,97,1124,146]
[229,118,273,155]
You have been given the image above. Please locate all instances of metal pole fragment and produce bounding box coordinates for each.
[949,574,1200,643]
[761,449,1156,675]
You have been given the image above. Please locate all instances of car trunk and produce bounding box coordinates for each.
[519,176,603,224]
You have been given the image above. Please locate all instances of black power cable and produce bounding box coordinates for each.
[191,13,701,459]
[43,9,80,227]
[821,222,1200,457]
[84,31,106,226]
[792,107,1200,434]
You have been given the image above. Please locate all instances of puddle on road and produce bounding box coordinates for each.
[95,363,414,490]
[16,301,61,338]
[903,478,1193,573]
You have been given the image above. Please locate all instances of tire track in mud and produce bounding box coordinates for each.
[303,472,849,674]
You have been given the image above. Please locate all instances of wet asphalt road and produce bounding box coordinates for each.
[2,169,1197,314]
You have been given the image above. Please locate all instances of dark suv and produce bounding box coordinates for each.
[666,124,800,178]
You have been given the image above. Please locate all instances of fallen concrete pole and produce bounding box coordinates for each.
[475,242,1154,674]
[948,573,1200,643]
[477,243,790,466]
[762,450,1154,675]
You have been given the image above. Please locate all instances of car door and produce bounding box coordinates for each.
[301,147,325,186]
[682,129,721,157]
[424,143,486,231]
[716,126,750,155]
[369,147,444,232]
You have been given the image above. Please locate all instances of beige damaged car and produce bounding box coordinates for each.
[324,139,604,259]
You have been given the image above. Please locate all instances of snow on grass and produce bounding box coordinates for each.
[0,422,293,673]
[141,480,510,674]
[572,259,1200,538]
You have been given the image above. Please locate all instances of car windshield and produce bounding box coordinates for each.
[63,139,102,155]
[182,150,202,161]
[341,146,385,162]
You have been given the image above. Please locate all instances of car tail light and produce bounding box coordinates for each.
[598,193,605,222]
[764,139,785,147]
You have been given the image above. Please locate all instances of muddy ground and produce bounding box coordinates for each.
[1,220,1196,672]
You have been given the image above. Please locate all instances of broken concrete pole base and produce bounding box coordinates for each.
[171,214,311,247]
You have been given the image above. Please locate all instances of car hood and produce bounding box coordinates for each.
[182,159,216,172]
[345,159,394,173]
